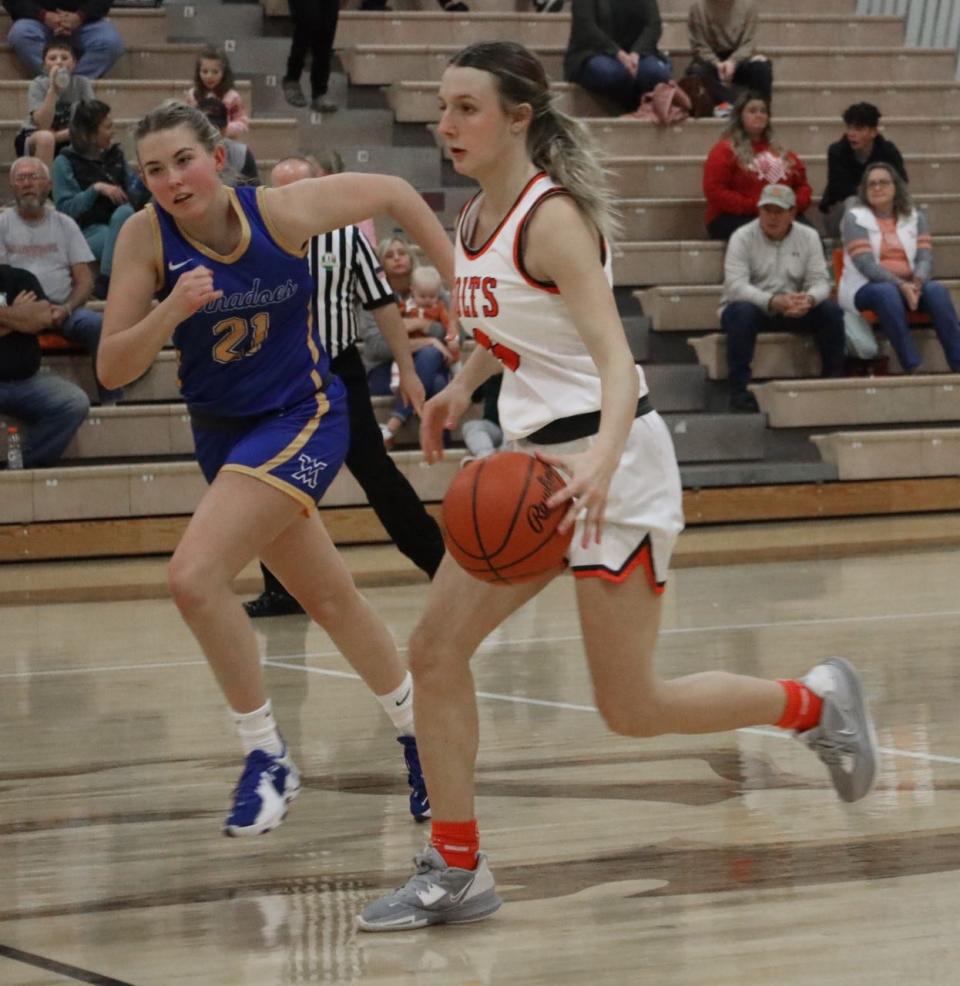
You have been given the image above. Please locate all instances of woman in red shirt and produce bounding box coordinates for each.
[703,90,811,240]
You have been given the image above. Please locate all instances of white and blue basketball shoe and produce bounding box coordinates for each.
[224,746,301,837]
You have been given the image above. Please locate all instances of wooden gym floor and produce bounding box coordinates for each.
[1,538,959,985]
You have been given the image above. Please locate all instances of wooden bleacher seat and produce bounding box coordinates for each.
[811,427,960,480]
[333,11,906,51]
[751,375,960,428]
[356,46,952,91]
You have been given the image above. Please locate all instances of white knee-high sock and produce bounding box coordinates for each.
[376,671,415,736]
[231,699,284,756]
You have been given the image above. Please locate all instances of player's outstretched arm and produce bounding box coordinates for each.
[262,174,455,287]
[99,212,223,389]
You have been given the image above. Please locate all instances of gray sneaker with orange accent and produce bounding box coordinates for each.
[357,848,501,932]
[799,657,879,803]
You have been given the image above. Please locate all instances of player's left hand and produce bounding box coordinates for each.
[537,444,617,547]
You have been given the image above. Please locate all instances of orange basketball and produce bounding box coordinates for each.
[442,451,574,584]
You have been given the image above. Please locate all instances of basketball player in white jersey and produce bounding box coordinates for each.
[357,41,878,932]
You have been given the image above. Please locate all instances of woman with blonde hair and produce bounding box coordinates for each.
[703,89,811,240]
[357,42,877,933]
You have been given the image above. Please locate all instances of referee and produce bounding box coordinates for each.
[244,153,445,617]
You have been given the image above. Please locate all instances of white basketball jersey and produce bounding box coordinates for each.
[454,171,648,442]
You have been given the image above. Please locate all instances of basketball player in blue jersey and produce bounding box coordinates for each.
[97,101,453,837]
[357,43,878,932]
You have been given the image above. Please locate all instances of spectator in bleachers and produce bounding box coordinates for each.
[720,184,844,412]
[703,90,811,241]
[839,163,960,374]
[3,0,124,80]
[362,236,456,447]
[280,1,339,113]
[563,0,671,113]
[819,102,908,240]
[51,99,147,299]
[0,156,119,401]
[196,95,260,188]
[685,0,771,113]
[184,46,248,137]
[0,262,89,466]
[15,40,93,172]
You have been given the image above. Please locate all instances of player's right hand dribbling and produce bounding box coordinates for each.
[168,266,223,319]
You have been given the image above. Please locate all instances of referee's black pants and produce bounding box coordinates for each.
[260,344,445,596]
[284,0,339,99]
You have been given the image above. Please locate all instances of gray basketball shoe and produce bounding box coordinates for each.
[357,847,502,932]
[798,657,879,803]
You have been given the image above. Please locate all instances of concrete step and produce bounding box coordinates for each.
[811,427,960,480]
[619,193,960,241]
[0,43,203,81]
[0,78,254,120]
[165,0,264,44]
[680,459,837,487]
[612,236,960,288]
[752,375,960,428]
[41,350,180,404]
[0,448,463,524]
[358,46,951,89]
[62,404,193,460]
[0,115,297,161]
[335,11,903,50]
[688,330,953,381]
[0,9,166,46]
[662,410,766,462]
[637,282,960,332]
[588,115,960,159]
[266,0,857,13]
[606,153,960,200]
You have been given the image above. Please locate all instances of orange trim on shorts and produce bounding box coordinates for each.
[571,535,665,594]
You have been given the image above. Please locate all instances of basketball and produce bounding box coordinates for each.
[442,451,574,584]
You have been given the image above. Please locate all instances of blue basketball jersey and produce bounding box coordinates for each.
[148,185,331,417]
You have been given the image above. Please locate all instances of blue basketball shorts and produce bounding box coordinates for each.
[191,377,350,513]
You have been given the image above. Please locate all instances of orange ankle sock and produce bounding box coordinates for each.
[431,819,479,870]
[776,679,823,732]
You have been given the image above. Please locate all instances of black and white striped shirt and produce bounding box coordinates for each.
[308,225,395,360]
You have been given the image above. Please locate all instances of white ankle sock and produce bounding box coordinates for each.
[231,699,284,756]
[376,671,415,736]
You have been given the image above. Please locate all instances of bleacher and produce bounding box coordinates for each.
[1,0,959,566]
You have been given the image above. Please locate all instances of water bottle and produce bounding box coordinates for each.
[6,424,23,470]
[54,67,70,91]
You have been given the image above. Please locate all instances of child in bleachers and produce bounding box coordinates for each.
[15,39,93,172]
[196,95,260,187]
[184,46,249,138]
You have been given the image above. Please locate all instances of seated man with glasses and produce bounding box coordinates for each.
[839,162,960,374]
[0,156,120,403]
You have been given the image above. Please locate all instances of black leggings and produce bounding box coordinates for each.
[284,0,339,98]
[687,56,773,104]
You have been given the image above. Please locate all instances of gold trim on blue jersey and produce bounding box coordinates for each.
[262,391,330,473]
[256,185,309,258]
[144,204,165,293]
[174,187,252,265]
[220,465,317,514]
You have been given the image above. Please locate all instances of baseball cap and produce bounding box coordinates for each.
[758,184,796,210]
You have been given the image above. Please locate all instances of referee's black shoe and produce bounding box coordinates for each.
[243,590,306,618]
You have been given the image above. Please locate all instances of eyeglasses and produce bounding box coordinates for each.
[867,179,893,188]
[12,173,45,184]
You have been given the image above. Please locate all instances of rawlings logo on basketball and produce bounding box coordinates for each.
[526,468,565,534]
